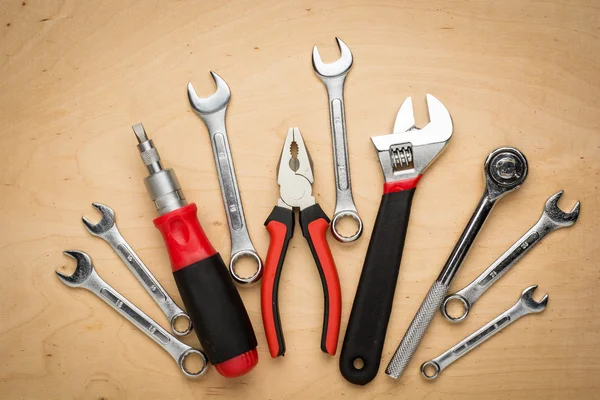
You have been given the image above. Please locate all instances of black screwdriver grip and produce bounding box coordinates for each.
[339,188,416,385]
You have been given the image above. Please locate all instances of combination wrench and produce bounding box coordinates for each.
[422,285,548,380]
[312,38,363,243]
[441,191,579,322]
[188,73,263,286]
[56,251,208,378]
[386,147,528,380]
[83,202,192,336]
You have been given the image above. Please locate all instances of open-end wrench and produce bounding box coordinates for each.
[82,203,192,336]
[422,285,548,380]
[312,38,363,243]
[339,95,452,385]
[56,251,208,378]
[187,72,263,286]
[442,191,579,322]
[386,147,528,380]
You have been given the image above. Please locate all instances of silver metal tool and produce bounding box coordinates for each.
[312,37,363,243]
[422,285,548,380]
[442,191,579,322]
[187,72,263,286]
[82,203,192,336]
[56,251,208,378]
[385,147,528,380]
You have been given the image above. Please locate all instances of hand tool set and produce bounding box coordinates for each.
[55,37,581,384]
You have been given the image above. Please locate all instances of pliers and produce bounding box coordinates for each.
[261,127,341,358]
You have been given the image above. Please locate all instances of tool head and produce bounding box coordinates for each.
[518,285,548,313]
[543,191,580,227]
[82,203,116,236]
[56,250,94,287]
[187,72,231,115]
[483,147,528,201]
[371,95,453,182]
[312,37,353,78]
[276,127,315,210]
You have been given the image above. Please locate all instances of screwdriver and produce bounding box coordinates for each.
[131,122,258,378]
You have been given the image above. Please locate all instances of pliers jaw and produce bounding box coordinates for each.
[277,127,316,210]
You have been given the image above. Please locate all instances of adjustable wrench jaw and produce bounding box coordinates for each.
[371,95,453,184]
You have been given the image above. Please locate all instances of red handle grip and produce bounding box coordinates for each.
[300,204,341,356]
[261,206,294,358]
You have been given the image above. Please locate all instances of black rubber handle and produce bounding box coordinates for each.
[339,188,416,385]
[173,253,257,364]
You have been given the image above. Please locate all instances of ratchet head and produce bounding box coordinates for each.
[276,127,315,210]
[543,191,580,227]
[187,72,231,115]
[56,250,94,287]
[518,285,548,313]
[312,37,353,78]
[371,95,453,183]
[483,147,528,201]
[82,203,116,236]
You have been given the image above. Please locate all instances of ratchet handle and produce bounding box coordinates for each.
[340,185,416,385]
[261,206,295,358]
[299,204,341,356]
[154,203,258,378]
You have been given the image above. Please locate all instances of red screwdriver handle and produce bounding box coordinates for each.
[154,203,258,377]
[299,204,341,356]
[261,206,295,358]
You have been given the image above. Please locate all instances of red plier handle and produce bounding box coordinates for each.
[261,204,341,358]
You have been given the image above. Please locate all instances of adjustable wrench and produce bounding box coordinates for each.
[422,285,548,380]
[56,251,208,378]
[187,73,263,286]
[312,38,363,243]
[441,191,579,322]
[83,203,192,336]
[339,95,452,385]
[386,147,528,380]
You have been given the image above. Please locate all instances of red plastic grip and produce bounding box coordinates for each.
[383,175,423,194]
[307,218,341,355]
[214,349,259,378]
[153,203,216,271]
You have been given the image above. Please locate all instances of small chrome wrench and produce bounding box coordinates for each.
[187,72,263,286]
[422,285,548,380]
[442,191,579,322]
[386,147,528,380]
[56,251,208,378]
[312,38,363,243]
[83,203,192,336]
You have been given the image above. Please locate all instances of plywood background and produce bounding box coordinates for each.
[1,0,598,399]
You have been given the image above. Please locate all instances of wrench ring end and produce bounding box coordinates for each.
[170,313,193,337]
[331,211,363,243]
[230,250,263,286]
[178,348,209,379]
[441,294,470,323]
[421,360,441,380]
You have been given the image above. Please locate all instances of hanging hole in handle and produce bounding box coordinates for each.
[171,313,193,337]
[179,349,209,379]
[352,358,365,370]
[421,361,440,380]
[230,251,263,286]
[441,294,470,323]
[331,211,363,243]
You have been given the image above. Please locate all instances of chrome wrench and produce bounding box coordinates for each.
[386,147,528,380]
[313,37,363,243]
[56,251,208,378]
[187,72,263,286]
[83,202,192,336]
[422,285,548,380]
[441,191,579,322]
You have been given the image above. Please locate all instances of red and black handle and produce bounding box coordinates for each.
[339,176,421,385]
[261,204,341,358]
[154,203,258,378]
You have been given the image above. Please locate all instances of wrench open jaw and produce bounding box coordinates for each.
[82,203,116,236]
[312,37,353,77]
[544,190,580,227]
[187,72,231,116]
[56,250,94,287]
[518,285,548,313]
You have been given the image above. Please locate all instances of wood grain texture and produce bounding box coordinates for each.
[0,0,598,398]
